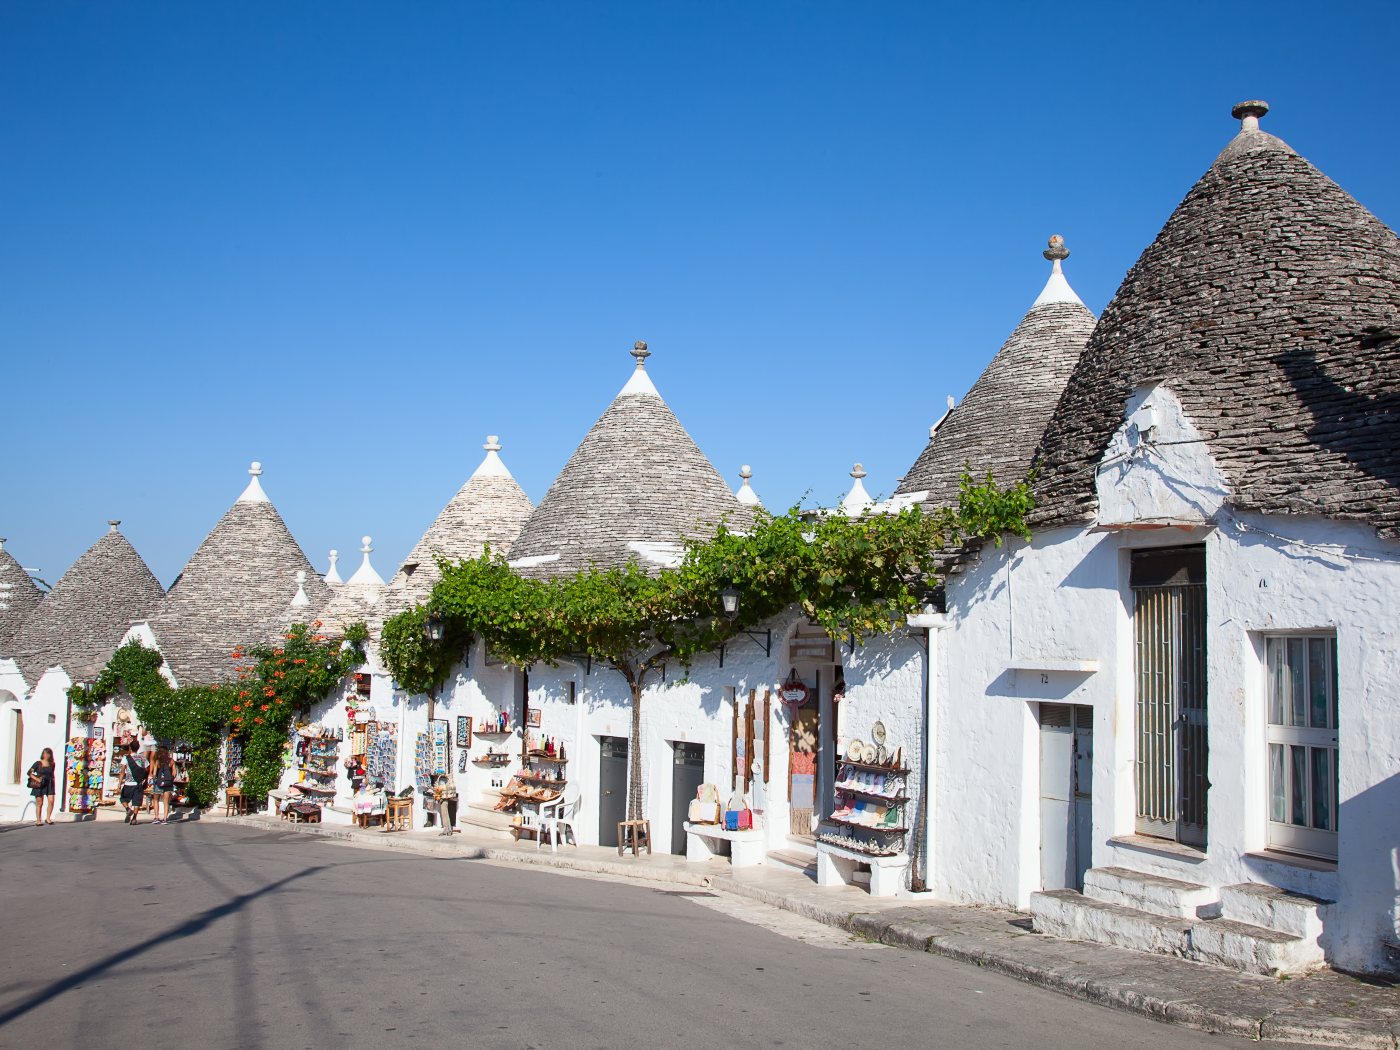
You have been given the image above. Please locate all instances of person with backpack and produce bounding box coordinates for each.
[26,747,56,826]
[149,747,176,825]
[119,740,149,825]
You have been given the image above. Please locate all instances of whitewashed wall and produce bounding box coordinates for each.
[933,394,1400,972]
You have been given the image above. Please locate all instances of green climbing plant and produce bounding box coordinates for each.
[73,620,368,806]
[380,470,1032,821]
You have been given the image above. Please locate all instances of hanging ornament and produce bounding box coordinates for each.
[779,668,810,708]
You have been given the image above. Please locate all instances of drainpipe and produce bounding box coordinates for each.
[907,606,949,893]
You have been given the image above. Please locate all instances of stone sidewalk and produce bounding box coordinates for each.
[222,812,1400,1048]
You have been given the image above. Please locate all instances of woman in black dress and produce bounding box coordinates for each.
[27,747,56,826]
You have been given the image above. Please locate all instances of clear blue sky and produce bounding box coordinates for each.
[3,2,1397,587]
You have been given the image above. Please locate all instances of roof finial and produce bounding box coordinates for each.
[325,549,342,585]
[483,434,502,453]
[238,461,271,503]
[1032,234,1085,308]
[841,464,873,517]
[735,464,762,507]
[631,340,651,369]
[108,519,121,533]
[347,535,385,587]
[1231,100,1269,132]
[0,538,5,551]
[291,569,310,608]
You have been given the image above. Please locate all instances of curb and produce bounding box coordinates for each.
[222,814,714,888]
[225,814,1396,1049]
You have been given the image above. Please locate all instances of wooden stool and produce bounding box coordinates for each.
[225,789,244,816]
[385,797,413,832]
[617,819,652,856]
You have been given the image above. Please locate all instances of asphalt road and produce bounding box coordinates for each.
[0,819,1276,1050]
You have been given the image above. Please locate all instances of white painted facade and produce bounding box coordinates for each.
[924,386,1400,973]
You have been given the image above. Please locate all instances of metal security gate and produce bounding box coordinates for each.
[1132,547,1208,847]
[1039,704,1092,891]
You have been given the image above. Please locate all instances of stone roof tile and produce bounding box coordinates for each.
[1032,104,1400,535]
[508,343,747,577]
[897,240,1096,506]
[11,523,164,684]
[152,464,330,684]
[0,539,43,655]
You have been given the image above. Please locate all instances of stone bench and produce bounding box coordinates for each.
[684,822,766,867]
[816,840,909,897]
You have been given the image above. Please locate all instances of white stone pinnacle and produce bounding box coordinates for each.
[347,535,385,587]
[291,570,310,608]
[473,434,514,479]
[735,464,762,507]
[841,464,874,517]
[618,340,660,397]
[237,460,271,504]
[1032,235,1085,308]
[325,549,343,585]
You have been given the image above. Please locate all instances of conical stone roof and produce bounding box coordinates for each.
[11,523,164,685]
[0,538,43,656]
[897,237,1096,506]
[508,343,747,577]
[390,436,535,602]
[153,463,330,684]
[1033,102,1400,535]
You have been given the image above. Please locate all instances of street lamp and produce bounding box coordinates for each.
[424,613,445,642]
[720,585,740,620]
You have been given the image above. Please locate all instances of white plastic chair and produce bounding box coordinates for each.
[538,784,581,851]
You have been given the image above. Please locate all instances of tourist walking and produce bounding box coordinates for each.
[26,747,56,826]
[149,748,176,825]
[119,741,149,825]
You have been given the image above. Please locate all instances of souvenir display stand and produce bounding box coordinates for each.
[364,721,398,787]
[415,720,450,827]
[65,733,106,815]
[279,726,341,821]
[505,733,567,840]
[816,722,911,896]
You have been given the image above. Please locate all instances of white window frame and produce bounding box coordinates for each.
[1264,633,1339,860]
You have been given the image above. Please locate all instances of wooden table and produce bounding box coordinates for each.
[384,797,413,832]
[617,819,652,856]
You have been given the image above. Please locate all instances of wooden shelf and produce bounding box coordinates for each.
[516,772,566,786]
[476,728,516,736]
[834,786,910,804]
[472,753,513,764]
[526,751,566,762]
[827,816,908,834]
[838,760,909,774]
[817,836,906,859]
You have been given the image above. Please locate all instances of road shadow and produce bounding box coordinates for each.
[0,861,327,1027]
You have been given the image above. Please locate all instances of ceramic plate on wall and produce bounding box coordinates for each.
[871,720,887,745]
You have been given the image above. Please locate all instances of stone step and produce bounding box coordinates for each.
[1083,865,1216,919]
[1031,889,1192,956]
[1189,916,1323,976]
[1031,888,1326,977]
[460,793,518,840]
[766,848,817,875]
[1218,882,1331,940]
